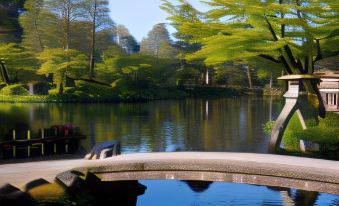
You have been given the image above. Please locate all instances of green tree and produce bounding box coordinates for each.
[161,1,210,85]
[140,23,177,59]
[113,54,180,87]
[163,0,339,115]
[0,43,37,84]
[161,0,201,56]
[116,25,139,54]
[19,0,63,52]
[95,45,127,83]
[69,20,91,53]
[82,0,114,79]
[37,48,87,93]
[45,0,83,50]
[19,0,44,52]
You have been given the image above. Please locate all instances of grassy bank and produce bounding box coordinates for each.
[264,112,339,160]
[0,82,242,103]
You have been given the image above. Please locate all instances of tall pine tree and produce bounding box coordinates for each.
[116,25,139,54]
[45,0,83,50]
[19,0,62,52]
[82,0,114,79]
[140,23,177,59]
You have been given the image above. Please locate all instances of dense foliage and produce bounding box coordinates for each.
[0,0,294,101]
[264,112,339,159]
[162,0,339,116]
[0,84,29,95]
[0,0,338,102]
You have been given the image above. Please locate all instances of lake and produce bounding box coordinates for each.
[0,96,283,153]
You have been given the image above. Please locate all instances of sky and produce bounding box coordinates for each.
[109,0,207,42]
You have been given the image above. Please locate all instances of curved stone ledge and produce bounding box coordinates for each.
[1,152,338,194]
[55,152,339,195]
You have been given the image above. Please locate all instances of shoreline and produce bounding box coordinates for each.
[0,90,283,104]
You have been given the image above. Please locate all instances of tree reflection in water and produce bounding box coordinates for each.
[183,180,213,193]
[267,186,319,206]
[0,97,284,153]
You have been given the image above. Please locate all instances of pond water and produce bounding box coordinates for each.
[0,96,283,153]
[137,180,339,206]
[35,180,339,206]
[2,97,339,205]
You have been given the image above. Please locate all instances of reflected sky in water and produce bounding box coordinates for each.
[138,180,339,206]
[0,97,283,153]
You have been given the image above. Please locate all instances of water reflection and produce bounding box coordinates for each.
[268,186,320,206]
[0,97,283,153]
[183,180,213,193]
[9,180,337,206]
[136,180,338,206]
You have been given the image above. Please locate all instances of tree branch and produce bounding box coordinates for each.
[304,57,309,74]
[283,45,299,69]
[314,39,322,62]
[296,58,306,74]
[279,0,285,38]
[259,54,281,64]
[66,76,112,87]
[264,15,278,41]
[279,56,293,74]
[0,60,10,84]
[264,15,299,73]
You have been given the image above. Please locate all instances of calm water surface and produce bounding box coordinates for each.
[2,97,339,205]
[137,180,339,206]
[36,180,339,206]
[0,97,283,153]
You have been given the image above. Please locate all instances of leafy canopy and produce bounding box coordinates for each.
[162,0,339,75]
[37,48,87,86]
[0,43,37,83]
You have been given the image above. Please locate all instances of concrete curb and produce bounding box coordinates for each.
[1,152,338,194]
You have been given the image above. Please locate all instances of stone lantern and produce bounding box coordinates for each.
[269,75,323,153]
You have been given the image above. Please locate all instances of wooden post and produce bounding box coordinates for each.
[12,130,16,158]
[54,143,57,154]
[65,140,69,153]
[27,130,31,157]
[41,129,45,156]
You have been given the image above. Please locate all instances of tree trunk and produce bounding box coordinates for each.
[58,71,66,94]
[246,65,253,89]
[0,61,11,84]
[89,2,96,79]
[63,1,71,89]
[205,69,209,85]
[58,82,64,94]
[33,4,43,52]
[269,72,273,88]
